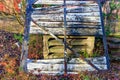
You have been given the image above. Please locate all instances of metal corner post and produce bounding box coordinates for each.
[63,0,67,74]
[20,0,33,72]
[97,0,110,70]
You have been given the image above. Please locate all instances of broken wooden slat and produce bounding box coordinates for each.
[34,0,98,6]
[27,57,107,74]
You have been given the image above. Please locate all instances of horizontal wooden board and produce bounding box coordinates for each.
[49,46,88,54]
[30,71,78,75]
[27,57,107,74]
[30,21,101,28]
[46,35,94,39]
[34,0,98,6]
[48,39,88,46]
[27,56,107,64]
[32,13,100,22]
[33,6,99,13]
[30,27,103,35]
[32,12,100,17]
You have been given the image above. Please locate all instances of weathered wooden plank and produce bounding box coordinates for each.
[32,12,100,17]
[28,57,107,64]
[27,57,107,74]
[31,71,78,75]
[34,0,98,6]
[30,27,103,35]
[49,46,88,54]
[48,39,89,46]
[107,37,120,43]
[33,6,99,13]
[28,63,107,71]
[31,13,100,22]
[30,21,101,28]
[46,35,93,39]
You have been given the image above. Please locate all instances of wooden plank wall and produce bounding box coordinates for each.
[30,0,103,36]
[29,0,103,59]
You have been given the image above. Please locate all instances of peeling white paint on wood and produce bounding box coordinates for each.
[30,1,102,36]
[32,12,100,17]
[30,21,101,28]
[31,71,78,75]
[27,56,107,64]
[32,13,100,22]
[33,6,99,13]
[27,56,107,74]
[34,0,98,6]
[30,27,103,35]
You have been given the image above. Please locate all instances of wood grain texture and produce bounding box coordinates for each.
[30,27,103,35]
[32,13,100,22]
[30,1,102,36]
[33,6,99,13]
[34,0,98,5]
[27,56,107,74]
[30,21,101,28]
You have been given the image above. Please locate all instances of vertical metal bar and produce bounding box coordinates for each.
[20,0,33,72]
[63,0,67,74]
[97,0,110,69]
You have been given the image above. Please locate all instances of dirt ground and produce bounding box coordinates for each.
[0,30,120,80]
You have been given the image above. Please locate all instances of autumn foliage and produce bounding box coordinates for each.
[0,0,21,13]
